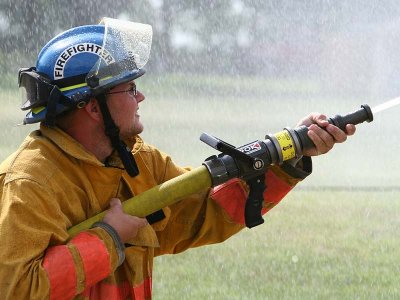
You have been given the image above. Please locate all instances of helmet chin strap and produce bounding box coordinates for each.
[96,94,139,177]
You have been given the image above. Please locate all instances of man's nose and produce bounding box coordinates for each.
[135,90,145,103]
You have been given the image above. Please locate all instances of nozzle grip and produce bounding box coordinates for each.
[327,104,373,131]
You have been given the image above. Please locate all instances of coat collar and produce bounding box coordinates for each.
[40,124,144,168]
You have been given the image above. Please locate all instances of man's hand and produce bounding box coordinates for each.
[297,113,356,157]
[103,198,148,243]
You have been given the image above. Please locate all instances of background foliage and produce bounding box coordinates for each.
[2,0,400,97]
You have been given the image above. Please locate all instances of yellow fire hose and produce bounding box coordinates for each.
[68,166,212,237]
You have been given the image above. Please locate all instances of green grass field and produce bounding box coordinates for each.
[153,190,400,300]
[1,75,399,299]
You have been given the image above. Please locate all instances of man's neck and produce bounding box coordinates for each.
[59,124,112,163]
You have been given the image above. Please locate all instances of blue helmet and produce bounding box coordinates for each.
[20,18,152,125]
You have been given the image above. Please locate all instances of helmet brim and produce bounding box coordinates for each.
[88,68,145,96]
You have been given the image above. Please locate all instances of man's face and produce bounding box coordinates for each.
[105,81,145,139]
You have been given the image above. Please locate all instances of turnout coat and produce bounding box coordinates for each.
[0,125,311,299]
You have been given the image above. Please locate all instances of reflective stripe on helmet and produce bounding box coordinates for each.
[31,106,46,114]
[59,82,88,92]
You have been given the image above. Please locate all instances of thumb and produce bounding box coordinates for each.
[137,217,149,228]
[109,198,122,209]
[313,114,328,127]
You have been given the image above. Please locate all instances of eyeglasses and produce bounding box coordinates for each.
[106,85,137,97]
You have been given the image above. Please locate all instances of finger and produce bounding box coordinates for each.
[313,114,329,127]
[325,124,348,143]
[109,198,121,207]
[345,124,356,136]
[296,112,319,127]
[307,129,325,154]
[308,124,334,152]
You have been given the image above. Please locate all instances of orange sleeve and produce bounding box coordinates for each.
[43,231,112,300]
[0,178,120,299]
[211,157,312,225]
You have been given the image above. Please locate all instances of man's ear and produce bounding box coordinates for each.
[84,98,102,122]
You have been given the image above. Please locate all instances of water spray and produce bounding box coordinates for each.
[68,104,375,236]
[371,97,400,115]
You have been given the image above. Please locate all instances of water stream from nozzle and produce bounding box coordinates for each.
[371,97,400,115]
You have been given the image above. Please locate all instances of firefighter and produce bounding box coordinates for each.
[0,18,355,299]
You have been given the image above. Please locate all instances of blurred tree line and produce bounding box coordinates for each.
[0,0,348,74]
[2,0,400,97]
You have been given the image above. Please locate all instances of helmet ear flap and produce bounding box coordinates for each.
[44,86,63,126]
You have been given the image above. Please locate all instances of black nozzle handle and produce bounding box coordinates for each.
[294,104,374,152]
[244,174,265,228]
[328,104,373,131]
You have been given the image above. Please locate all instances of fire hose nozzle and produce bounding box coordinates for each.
[201,103,374,228]
[203,104,375,180]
